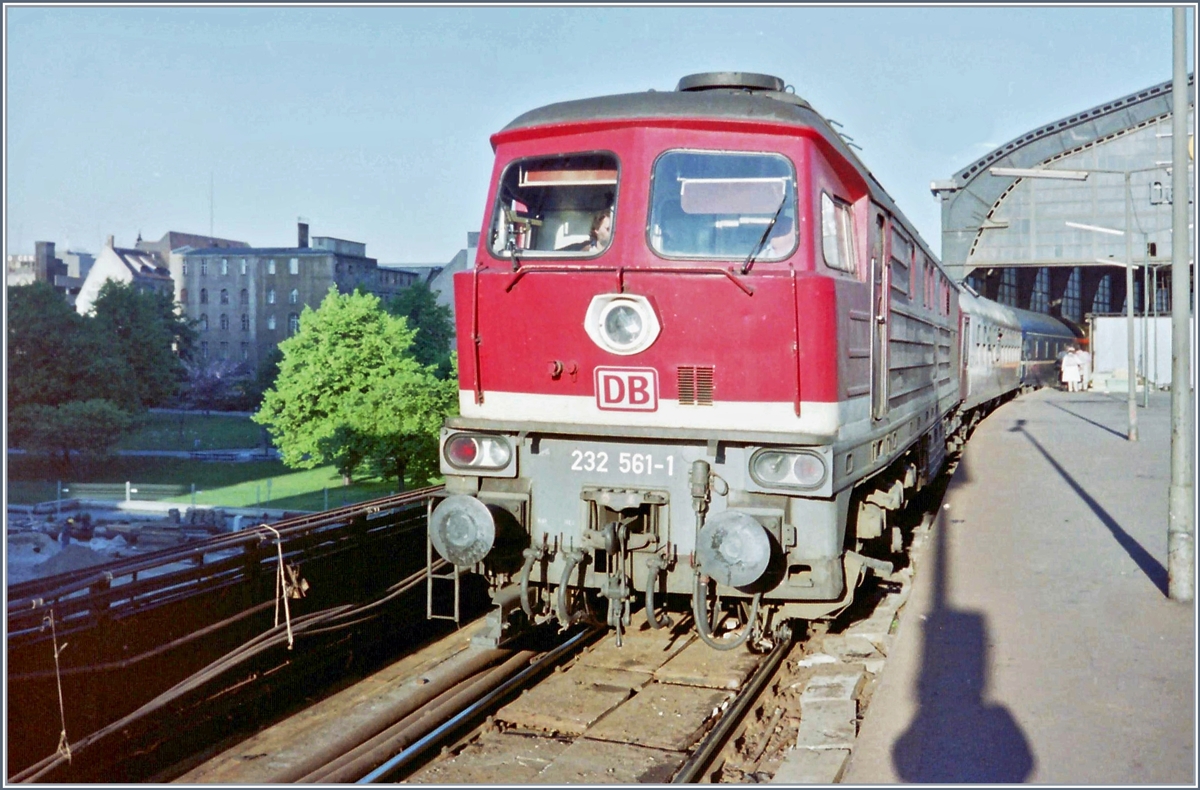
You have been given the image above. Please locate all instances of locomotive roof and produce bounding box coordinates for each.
[498,72,937,262]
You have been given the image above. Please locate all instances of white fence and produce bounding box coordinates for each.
[1090,315,1194,387]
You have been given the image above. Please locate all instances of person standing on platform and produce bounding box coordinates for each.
[1061,346,1082,392]
[1076,343,1092,391]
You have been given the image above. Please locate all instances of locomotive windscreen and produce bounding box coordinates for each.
[649,151,796,260]
[489,152,618,257]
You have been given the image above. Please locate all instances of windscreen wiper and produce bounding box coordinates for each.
[740,196,787,275]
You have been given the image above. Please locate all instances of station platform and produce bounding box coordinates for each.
[842,387,1195,784]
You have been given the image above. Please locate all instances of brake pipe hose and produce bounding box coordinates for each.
[692,573,760,651]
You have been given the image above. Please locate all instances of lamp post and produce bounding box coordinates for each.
[991,164,1171,442]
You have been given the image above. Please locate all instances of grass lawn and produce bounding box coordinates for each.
[7,454,426,511]
[117,412,268,452]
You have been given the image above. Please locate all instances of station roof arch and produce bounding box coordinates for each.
[934,75,1194,284]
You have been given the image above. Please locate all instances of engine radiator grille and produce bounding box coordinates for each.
[677,366,714,406]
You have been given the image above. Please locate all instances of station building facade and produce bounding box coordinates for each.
[932,76,1194,327]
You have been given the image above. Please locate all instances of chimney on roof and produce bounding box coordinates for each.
[106,235,115,249]
[298,219,309,249]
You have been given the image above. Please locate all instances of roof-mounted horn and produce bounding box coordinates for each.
[676,72,786,93]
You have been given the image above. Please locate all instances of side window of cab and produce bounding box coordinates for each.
[820,192,858,276]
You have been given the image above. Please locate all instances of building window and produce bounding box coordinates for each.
[267,288,276,304]
[240,288,249,305]
[288,313,300,336]
[289,288,299,304]
[200,260,208,276]
[199,314,208,331]
[240,258,248,275]
[289,257,299,275]
[219,341,229,358]
[182,262,189,276]
[180,288,189,303]
[220,288,229,304]
[1030,268,1050,313]
[200,288,208,304]
[241,342,249,360]
[220,313,229,331]
[241,313,250,332]
[1063,267,1082,322]
[200,341,209,358]
[267,259,276,275]
[221,258,229,276]
[1094,273,1113,314]
[267,315,276,331]
[997,268,1019,307]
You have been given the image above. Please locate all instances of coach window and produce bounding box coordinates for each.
[648,150,796,261]
[820,193,856,274]
[489,152,618,258]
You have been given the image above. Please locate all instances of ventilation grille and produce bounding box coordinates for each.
[678,366,715,406]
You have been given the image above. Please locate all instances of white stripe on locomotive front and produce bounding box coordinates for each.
[459,390,876,441]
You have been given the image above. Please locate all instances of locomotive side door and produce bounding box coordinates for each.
[869,206,889,421]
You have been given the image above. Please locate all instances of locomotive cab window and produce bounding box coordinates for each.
[648,150,796,260]
[489,153,618,258]
[820,193,857,274]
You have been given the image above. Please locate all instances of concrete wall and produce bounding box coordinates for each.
[1091,315,1194,387]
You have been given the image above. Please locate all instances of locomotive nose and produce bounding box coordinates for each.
[696,510,773,588]
[430,495,496,567]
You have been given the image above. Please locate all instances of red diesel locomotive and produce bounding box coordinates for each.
[428,72,1008,648]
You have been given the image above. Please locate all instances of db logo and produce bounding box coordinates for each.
[595,367,658,411]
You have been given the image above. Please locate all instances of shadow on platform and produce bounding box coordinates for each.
[892,454,1036,782]
[1011,419,1168,595]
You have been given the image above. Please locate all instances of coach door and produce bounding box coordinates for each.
[960,314,972,398]
[870,207,889,421]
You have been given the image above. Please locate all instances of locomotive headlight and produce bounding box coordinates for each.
[751,451,792,484]
[584,294,661,356]
[441,432,514,474]
[430,495,496,567]
[696,510,773,588]
[748,448,827,490]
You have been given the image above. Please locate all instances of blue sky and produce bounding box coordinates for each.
[5,5,1193,263]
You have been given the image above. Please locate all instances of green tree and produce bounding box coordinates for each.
[9,400,133,469]
[7,282,136,410]
[91,281,194,407]
[385,280,455,377]
[254,288,457,490]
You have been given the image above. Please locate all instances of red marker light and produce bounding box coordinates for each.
[446,435,479,466]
